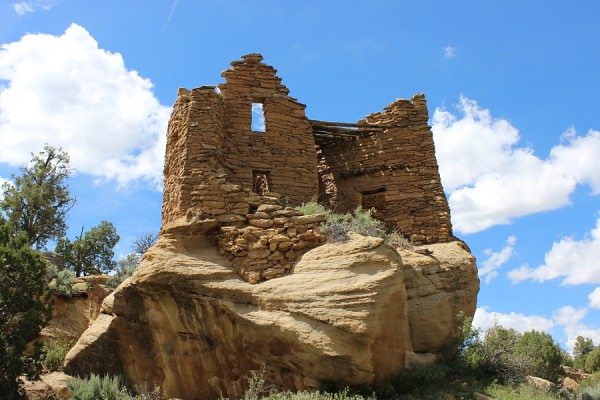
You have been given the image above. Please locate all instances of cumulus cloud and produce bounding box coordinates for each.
[0,24,170,188]
[473,307,555,333]
[508,216,600,285]
[475,305,600,349]
[432,97,600,234]
[12,1,53,15]
[443,46,456,59]
[479,235,516,284]
[589,287,600,309]
[553,306,600,348]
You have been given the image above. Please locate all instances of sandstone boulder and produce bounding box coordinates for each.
[64,232,478,399]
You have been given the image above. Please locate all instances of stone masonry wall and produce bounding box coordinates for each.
[218,54,319,204]
[209,204,326,284]
[162,54,319,226]
[317,94,452,244]
[161,54,323,284]
[161,54,453,283]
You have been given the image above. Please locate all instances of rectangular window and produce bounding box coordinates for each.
[251,102,266,132]
[252,170,270,195]
[361,187,386,221]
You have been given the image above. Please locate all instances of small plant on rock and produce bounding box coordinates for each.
[41,333,74,372]
[52,269,76,297]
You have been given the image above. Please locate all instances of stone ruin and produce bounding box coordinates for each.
[162,53,453,283]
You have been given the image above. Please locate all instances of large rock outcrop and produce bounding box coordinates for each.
[64,222,478,399]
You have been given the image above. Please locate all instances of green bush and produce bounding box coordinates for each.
[515,330,564,382]
[296,202,331,217]
[107,254,139,289]
[383,230,413,250]
[580,372,600,399]
[68,374,129,400]
[322,207,385,242]
[41,334,74,372]
[586,347,600,373]
[67,374,161,400]
[52,269,76,297]
[383,362,449,395]
[485,382,566,400]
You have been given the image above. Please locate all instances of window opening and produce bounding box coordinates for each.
[252,170,271,195]
[251,102,266,132]
[361,187,386,221]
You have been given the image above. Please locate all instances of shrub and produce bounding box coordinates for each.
[383,230,413,250]
[383,362,449,395]
[41,334,74,372]
[587,347,600,373]
[322,207,385,242]
[296,202,331,217]
[52,269,76,297]
[581,385,600,400]
[67,374,161,400]
[485,382,566,400]
[107,254,139,289]
[68,374,129,400]
[580,371,600,399]
[514,330,563,383]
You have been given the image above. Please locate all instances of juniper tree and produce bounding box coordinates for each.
[0,145,75,249]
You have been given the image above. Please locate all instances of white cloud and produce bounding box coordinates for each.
[0,24,170,188]
[12,1,53,15]
[553,306,600,349]
[432,97,600,234]
[589,287,600,309]
[508,216,600,285]
[475,305,600,350]
[473,307,555,334]
[479,235,516,284]
[443,46,456,59]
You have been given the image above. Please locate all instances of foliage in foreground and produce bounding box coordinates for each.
[0,217,50,399]
[68,374,161,400]
[296,202,412,249]
[41,333,74,372]
[485,382,568,400]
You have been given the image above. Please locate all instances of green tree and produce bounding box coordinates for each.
[0,145,75,249]
[586,346,600,373]
[0,217,50,399]
[515,330,564,382]
[574,336,595,370]
[55,221,119,277]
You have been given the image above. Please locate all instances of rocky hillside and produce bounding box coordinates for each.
[63,217,478,399]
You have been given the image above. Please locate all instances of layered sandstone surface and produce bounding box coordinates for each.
[64,224,478,399]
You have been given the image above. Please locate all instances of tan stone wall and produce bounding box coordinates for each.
[162,54,319,228]
[317,94,452,244]
[209,204,326,284]
[161,86,226,224]
[218,54,319,204]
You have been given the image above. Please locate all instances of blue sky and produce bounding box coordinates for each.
[1,0,599,350]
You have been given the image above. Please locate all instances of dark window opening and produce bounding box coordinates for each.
[251,102,266,132]
[253,170,271,195]
[361,187,386,221]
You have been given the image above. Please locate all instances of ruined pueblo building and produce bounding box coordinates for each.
[163,53,452,248]
[65,54,479,399]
